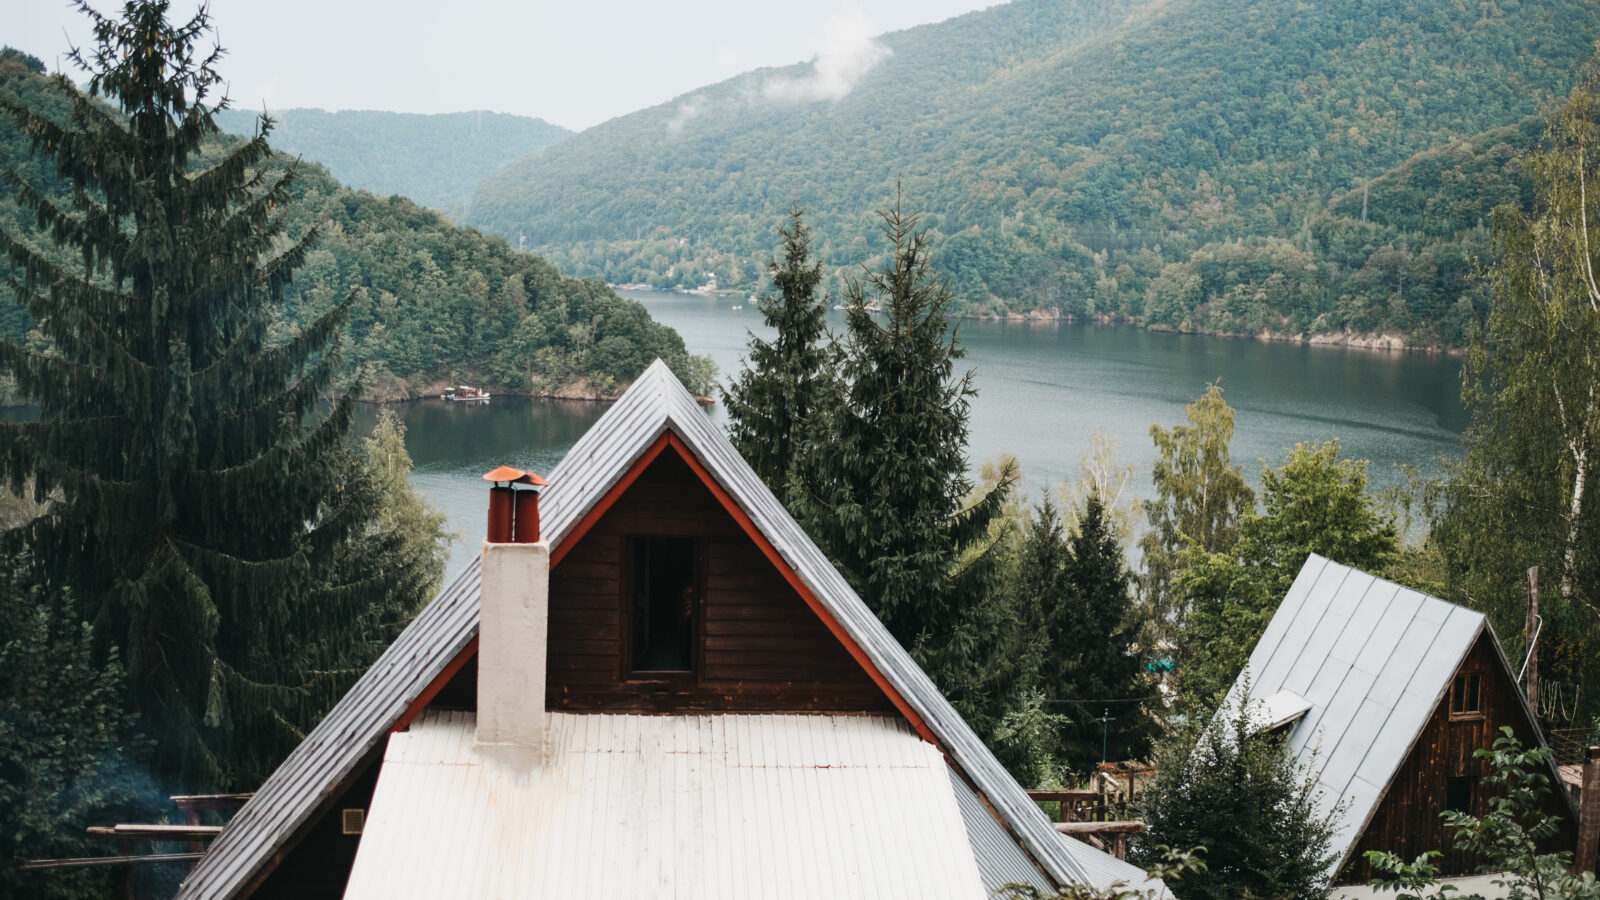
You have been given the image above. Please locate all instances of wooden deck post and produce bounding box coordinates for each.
[1578,747,1600,875]
[1525,567,1540,712]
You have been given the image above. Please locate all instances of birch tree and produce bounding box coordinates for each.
[1140,383,1254,635]
[1434,59,1600,701]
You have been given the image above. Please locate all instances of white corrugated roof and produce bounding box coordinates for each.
[1224,555,1568,878]
[181,360,1151,897]
[345,711,988,900]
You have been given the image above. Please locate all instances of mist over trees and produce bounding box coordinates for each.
[466,0,1598,350]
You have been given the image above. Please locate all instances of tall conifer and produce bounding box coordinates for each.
[791,193,1019,732]
[722,205,829,499]
[1055,494,1155,768]
[0,1,440,789]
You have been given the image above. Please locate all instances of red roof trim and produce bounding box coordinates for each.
[394,427,936,748]
[549,431,674,570]
[393,636,477,733]
[660,433,936,744]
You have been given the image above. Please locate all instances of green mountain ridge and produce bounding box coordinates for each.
[214,106,569,216]
[465,0,1599,346]
[0,48,703,402]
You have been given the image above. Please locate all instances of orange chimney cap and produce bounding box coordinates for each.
[481,465,548,486]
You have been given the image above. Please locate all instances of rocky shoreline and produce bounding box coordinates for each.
[956,309,1462,355]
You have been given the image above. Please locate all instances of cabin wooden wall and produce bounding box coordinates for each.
[250,742,383,899]
[1340,632,1576,882]
[427,447,893,715]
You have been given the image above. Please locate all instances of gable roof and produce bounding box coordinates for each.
[179,359,1153,899]
[1228,554,1573,877]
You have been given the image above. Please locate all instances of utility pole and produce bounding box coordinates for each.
[1098,708,1116,763]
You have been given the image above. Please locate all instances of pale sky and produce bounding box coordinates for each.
[11,0,997,131]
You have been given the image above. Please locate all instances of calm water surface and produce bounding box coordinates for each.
[368,289,1467,579]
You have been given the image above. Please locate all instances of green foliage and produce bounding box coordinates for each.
[1013,496,1157,775]
[1432,59,1600,707]
[1140,383,1254,635]
[0,580,148,900]
[722,205,830,500]
[1134,685,1341,900]
[0,44,701,401]
[1366,728,1600,900]
[244,149,706,399]
[790,195,1024,743]
[464,0,1599,346]
[212,106,569,215]
[0,1,439,789]
[1178,441,1398,705]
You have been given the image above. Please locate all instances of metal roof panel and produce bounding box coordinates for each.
[1224,555,1488,880]
[345,712,988,900]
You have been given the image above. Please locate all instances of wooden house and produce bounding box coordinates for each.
[173,360,1157,899]
[1226,555,1579,883]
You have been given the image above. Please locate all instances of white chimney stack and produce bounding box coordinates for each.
[477,539,550,758]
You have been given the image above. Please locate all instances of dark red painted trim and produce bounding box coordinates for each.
[661,433,938,745]
[393,427,937,749]
[392,636,478,733]
[548,432,674,570]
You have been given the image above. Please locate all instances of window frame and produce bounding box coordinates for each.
[621,533,704,683]
[1449,670,1483,721]
[1445,775,1476,814]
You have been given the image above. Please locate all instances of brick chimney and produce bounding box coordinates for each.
[477,467,549,760]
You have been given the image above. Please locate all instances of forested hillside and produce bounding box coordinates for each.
[0,49,703,402]
[213,106,569,216]
[467,0,1598,347]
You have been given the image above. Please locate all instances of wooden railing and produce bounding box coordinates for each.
[1027,788,1145,860]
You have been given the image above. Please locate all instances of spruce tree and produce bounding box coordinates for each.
[791,193,1019,734]
[1054,494,1156,769]
[722,205,829,499]
[0,1,441,789]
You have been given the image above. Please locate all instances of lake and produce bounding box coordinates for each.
[363,289,1467,579]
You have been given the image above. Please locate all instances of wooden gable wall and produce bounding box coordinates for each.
[247,743,384,900]
[1340,631,1576,883]
[425,446,895,716]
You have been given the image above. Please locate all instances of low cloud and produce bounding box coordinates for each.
[763,9,891,103]
[666,96,705,135]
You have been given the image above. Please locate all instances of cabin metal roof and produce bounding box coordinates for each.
[179,360,1153,898]
[345,710,989,900]
[1227,554,1569,878]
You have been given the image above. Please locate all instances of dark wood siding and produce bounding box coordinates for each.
[548,449,893,713]
[250,742,383,899]
[1339,632,1577,882]
[426,447,895,715]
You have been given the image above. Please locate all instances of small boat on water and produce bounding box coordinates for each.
[443,385,491,403]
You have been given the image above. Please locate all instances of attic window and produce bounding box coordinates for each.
[1450,671,1482,719]
[1445,776,1475,813]
[629,536,697,674]
[341,808,365,835]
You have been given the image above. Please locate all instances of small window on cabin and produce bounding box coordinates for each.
[1445,776,1475,813]
[630,536,697,674]
[1450,671,1482,719]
